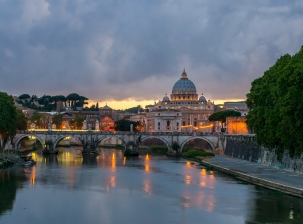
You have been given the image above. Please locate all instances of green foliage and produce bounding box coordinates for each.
[50,95,66,105]
[246,46,303,158]
[208,110,241,124]
[69,113,84,129]
[17,93,88,111]
[30,111,42,127]
[183,150,214,159]
[150,146,168,154]
[18,94,30,99]
[52,113,64,129]
[16,109,28,130]
[115,120,141,131]
[0,92,17,151]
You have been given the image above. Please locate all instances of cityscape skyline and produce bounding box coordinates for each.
[1,1,302,108]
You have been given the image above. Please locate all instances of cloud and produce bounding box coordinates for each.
[0,0,302,105]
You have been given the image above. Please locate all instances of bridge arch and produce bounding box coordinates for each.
[141,136,171,151]
[15,134,44,152]
[180,136,215,152]
[96,136,127,149]
[53,135,83,149]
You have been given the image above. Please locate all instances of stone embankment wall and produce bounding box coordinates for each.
[224,135,303,173]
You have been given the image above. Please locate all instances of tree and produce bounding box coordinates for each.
[69,113,84,130]
[18,94,31,99]
[0,92,17,157]
[30,111,42,128]
[208,110,241,128]
[31,95,38,102]
[66,93,80,108]
[76,96,88,107]
[246,46,303,158]
[40,113,51,128]
[115,120,141,131]
[52,113,63,129]
[16,109,28,130]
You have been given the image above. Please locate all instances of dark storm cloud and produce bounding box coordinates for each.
[0,0,302,103]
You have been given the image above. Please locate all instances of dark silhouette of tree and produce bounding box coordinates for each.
[208,110,241,128]
[0,92,17,155]
[52,113,63,129]
[18,94,30,99]
[16,109,28,130]
[246,46,303,157]
[115,120,141,131]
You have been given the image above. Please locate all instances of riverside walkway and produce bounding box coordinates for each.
[201,155,303,198]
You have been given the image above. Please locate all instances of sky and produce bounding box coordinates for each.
[1,0,303,109]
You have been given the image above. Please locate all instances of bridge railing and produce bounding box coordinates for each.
[16,130,223,137]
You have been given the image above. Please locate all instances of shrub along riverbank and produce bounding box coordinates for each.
[182,148,215,162]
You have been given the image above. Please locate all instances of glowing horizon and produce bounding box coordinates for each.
[87,98,246,110]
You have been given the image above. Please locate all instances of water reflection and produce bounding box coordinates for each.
[1,148,303,224]
[30,166,36,186]
[0,168,27,216]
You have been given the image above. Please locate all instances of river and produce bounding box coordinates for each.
[0,147,302,224]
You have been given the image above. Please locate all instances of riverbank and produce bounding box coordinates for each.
[195,155,303,198]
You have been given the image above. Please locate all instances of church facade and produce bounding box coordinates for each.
[146,69,215,133]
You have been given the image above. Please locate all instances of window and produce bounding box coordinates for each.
[177,122,179,126]
[158,122,160,126]
[167,121,170,126]
[183,121,185,126]
[194,121,197,127]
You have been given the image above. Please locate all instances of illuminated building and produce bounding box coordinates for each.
[100,116,115,131]
[147,69,215,133]
[226,116,250,134]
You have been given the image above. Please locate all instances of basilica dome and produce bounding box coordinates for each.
[172,69,196,94]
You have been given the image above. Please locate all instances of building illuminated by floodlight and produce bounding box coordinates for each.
[146,69,215,133]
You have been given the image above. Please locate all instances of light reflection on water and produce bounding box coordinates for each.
[0,147,303,224]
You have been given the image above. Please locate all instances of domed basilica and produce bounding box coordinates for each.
[146,69,215,133]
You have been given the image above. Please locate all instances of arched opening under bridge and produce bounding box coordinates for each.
[15,135,44,152]
[96,136,127,150]
[180,137,215,153]
[97,137,124,148]
[140,136,171,153]
[53,136,83,154]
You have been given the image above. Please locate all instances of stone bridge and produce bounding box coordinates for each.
[13,130,227,154]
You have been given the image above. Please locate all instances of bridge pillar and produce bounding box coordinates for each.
[124,133,139,156]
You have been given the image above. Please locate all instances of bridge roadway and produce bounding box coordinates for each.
[13,130,226,153]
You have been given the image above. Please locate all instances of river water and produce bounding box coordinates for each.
[0,147,302,224]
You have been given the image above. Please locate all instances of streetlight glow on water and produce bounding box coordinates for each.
[0,147,302,224]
